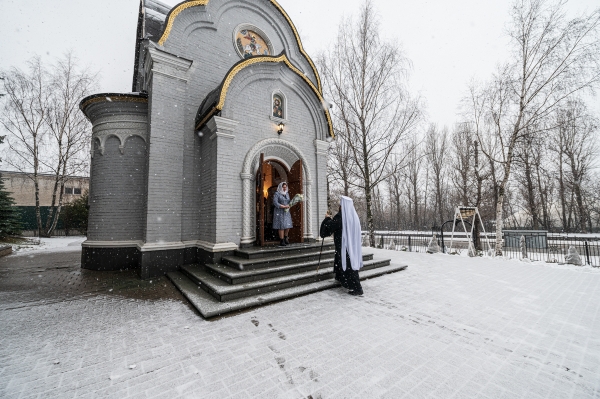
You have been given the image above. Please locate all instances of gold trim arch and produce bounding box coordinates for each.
[195,54,333,138]
[157,0,323,93]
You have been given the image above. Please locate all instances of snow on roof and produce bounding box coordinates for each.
[145,0,171,16]
[143,0,170,40]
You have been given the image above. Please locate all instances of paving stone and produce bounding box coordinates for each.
[1,249,600,398]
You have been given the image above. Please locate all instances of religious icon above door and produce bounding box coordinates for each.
[273,94,284,119]
[235,26,272,59]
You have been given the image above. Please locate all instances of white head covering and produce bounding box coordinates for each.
[341,196,363,271]
[277,182,288,195]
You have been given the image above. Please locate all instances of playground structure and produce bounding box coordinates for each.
[448,206,493,256]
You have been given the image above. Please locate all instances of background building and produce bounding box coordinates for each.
[0,170,89,236]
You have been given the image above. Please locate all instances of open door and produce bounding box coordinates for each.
[256,153,265,246]
[288,159,304,243]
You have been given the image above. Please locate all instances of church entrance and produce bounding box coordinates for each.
[255,153,304,246]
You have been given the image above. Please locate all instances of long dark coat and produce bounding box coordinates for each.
[320,213,362,292]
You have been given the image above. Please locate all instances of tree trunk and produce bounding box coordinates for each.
[523,152,539,229]
[536,163,550,230]
[495,183,506,256]
[412,179,419,228]
[571,166,587,233]
[558,150,568,231]
[394,184,401,231]
[33,137,43,238]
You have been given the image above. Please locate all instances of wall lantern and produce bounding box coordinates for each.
[277,122,285,135]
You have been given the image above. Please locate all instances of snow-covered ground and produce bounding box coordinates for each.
[5,236,86,256]
[1,245,599,398]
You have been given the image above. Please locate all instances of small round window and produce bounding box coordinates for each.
[234,25,273,59]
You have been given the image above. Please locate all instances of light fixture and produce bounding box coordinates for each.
[277,122,285,135]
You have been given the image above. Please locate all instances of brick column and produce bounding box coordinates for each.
[139,47,193,278]
[314,139,330,238]
[206,116,239,245]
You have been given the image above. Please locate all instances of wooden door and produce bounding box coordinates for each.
[288,159,304,243]
[256,153,266,246]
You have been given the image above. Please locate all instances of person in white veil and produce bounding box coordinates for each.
[272,182,293,246]
[320,196,364,296]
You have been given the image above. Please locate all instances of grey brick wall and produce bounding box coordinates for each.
[89,136,148,242]
[84,0,327,250]
[154,0,325,244]
[83,98,149,243]
[200,64,328,244]
[145,72,189,244]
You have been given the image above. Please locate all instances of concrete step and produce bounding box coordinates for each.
[167,262,408,318]
[222,249,337,270]
[209,253,376,284]
[234,241,335,260]
[181,258,391,302]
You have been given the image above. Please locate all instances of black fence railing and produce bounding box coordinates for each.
[364,233,442,254]
[366,232,600,267]
[502,236,600,267]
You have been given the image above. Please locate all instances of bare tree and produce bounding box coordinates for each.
[327,133,355,197]
[402,137,424,230]
[1,53,96,237]
[320,1,422,246]
[513,126,545,229]
[450,124,473,207]
[425,124,449,226]
[556,99,599,232]
[466,0,600,254]
[1,57,50,234]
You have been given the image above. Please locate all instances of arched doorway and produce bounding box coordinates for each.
[255,153,304,246]
[240,138,314,247]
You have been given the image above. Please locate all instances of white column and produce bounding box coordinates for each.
[305,179,314,240]
[240,172,255,244]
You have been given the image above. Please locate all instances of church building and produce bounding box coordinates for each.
[81,0,332,275]
[80,0,400,316]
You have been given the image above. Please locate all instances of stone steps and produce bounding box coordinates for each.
[167,263,408,318]
[232,241,335,260]
[165,242,406,318]
[209,253,374,284]
[221,248,337,271]
[182,257,386,302]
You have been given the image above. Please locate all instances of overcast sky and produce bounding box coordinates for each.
[0,0,598,129]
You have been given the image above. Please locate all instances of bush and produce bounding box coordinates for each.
[0,171,22,238]
[61,190,89,236]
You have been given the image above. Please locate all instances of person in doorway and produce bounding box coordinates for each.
[273,182,293,246]
[320,196,364,296]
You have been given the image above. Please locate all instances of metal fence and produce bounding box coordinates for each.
[364,233,443,253]
[366,232,600,267]
[502,235,600,267]
[21,229,86,237]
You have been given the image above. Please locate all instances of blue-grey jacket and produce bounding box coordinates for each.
[272,191,293,230]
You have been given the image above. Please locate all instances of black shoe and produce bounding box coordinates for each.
[284,236,290,245]
[279,239,286,247]
[348,290,364,296]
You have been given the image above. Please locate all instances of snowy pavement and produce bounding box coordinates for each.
[1,243,599,398]
[4,236,86,256]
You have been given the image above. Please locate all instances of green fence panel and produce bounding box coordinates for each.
[15,206,66,230]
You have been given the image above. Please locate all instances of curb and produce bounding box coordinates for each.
[0,245,13,257]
